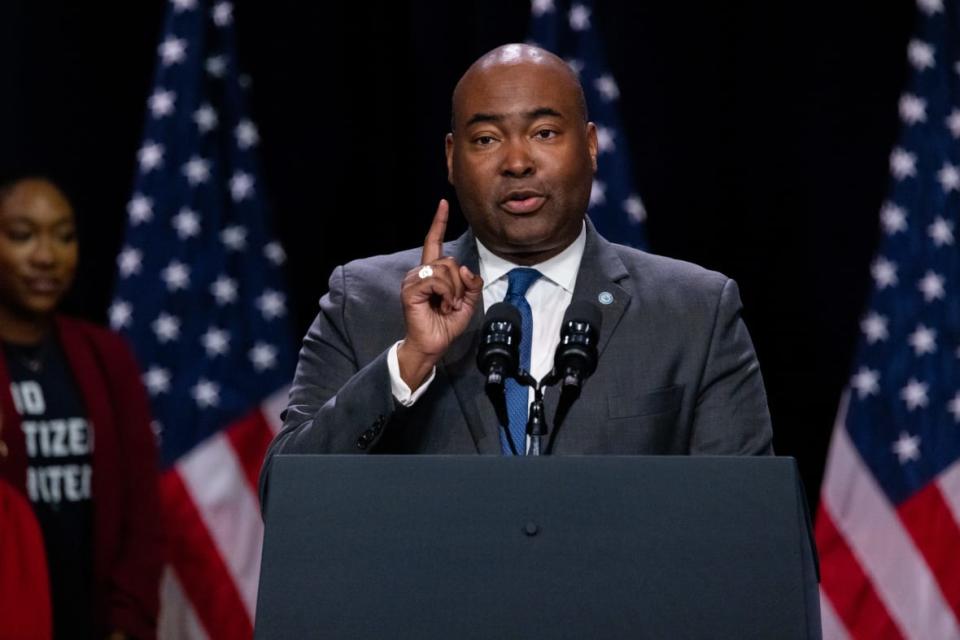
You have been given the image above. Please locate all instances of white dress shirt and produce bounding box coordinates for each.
[388,223,587,406]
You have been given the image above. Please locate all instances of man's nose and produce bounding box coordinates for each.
[500,139,535,178]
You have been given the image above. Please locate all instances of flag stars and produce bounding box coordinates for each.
[917,270,945,302]
[948,392,960,422]
[200,327,230,357]
[928,216,954,246]
[917,0,943,15]
[235,120,259,149]
[594,74,620,101]
[256,290,286,320]
[565,58,584,77]
[879,202,907,235]
[907,40,935,70]
[531,0,554,16]
[870,257,898,289]
[947,110,960,138]
[595,125,616,153]
[191,379,220,409]
[161,260,191,291]
[249,342,278,372]
[889,147,916,180]
[568,4,591,31]
[891,432,921,464]
[158,36,187,66]
[152,313,181,343]
[937,163,959,192]
[900,378,929,411]
[623,195,647,223]
[907,324,937,356]
[148,89,176,118]
[171,208,201,239]
[108,300,132,330]
[589,179,606,207]
[205,55,227,77]
[210,275,238,305]
[127,194,154,224]
[143,366,171,396]
[861,311,889,344]
[220,225,247,250]
[850,367,880,399]
[212,1,233,26]
[264,241,286,265]
[898,93,927,125]
[193,104,218,133]
[229,171,255,201]
[117,247,143,278]
[182,156,211,186]
[137,142,165,173]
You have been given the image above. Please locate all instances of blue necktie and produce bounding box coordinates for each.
[501,268,542,455]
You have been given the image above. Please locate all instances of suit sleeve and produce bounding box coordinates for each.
[259,265,400,506]
[690,278,773,455]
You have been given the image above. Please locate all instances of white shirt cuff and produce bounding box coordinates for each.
[387,340,436,407]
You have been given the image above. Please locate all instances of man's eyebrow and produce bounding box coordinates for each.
[465,112,502,127]
[528,107,564,119]
[464,107,565,128]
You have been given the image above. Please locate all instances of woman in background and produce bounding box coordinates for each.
[0,175,163,639]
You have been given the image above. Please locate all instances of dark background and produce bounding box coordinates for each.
[0,0,917,507]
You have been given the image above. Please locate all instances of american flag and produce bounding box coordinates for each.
[528,0,648,249]
[815,1,960,638]
[110,0,294,637]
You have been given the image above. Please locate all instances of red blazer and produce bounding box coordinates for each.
[0,316,164,639]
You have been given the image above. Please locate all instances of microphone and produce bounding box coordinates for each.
[476,302,522,426]
[553,300,602,399]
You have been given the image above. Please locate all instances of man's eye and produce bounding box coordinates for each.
[474,136,495,145]
[535,129,558,140]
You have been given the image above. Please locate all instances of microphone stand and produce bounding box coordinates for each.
[513,369,563,456]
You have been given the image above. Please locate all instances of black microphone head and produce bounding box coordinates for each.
[554,300,601,381]
[485,301,522,327]
[561,300,602,331]
[477,302,522,380]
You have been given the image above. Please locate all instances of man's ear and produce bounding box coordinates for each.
[586,122,598,172]
[445,133,455,184]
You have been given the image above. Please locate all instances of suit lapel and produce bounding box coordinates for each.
[545,219,632,451]
[570,219,632,357]
[439,231,502,454]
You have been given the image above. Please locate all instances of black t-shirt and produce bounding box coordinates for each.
[5,337,95,639]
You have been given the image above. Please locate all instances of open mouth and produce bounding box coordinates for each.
[500,190,546,214]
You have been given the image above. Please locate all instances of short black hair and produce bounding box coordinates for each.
[0,168,73,208]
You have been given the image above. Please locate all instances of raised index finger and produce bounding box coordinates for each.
[421,199,449,265]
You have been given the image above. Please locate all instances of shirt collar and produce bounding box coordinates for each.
[475,221,586,294]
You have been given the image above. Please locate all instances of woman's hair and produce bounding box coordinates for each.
[0,169,77,212]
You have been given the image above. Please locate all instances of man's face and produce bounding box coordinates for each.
[0,179,78,320]
[446,59,597,264]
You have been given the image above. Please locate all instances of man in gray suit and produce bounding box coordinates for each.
[261,44,772,498]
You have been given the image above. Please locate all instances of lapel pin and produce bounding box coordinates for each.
[598,291,614,305]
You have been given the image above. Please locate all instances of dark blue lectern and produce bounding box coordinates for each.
[256,456,820,639]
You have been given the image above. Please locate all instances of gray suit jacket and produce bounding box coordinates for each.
[260,221,772,499]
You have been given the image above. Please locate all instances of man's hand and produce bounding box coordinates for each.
[398,199,483,391]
